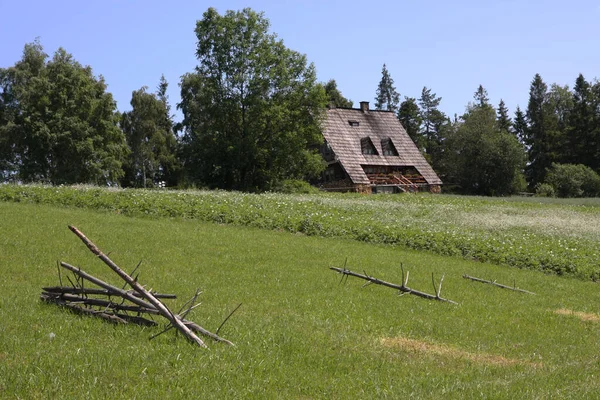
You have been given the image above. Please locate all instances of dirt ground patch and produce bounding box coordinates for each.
[554,308,600,322]
[380,337,540,367]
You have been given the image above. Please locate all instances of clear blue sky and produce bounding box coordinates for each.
[1,0,598,120]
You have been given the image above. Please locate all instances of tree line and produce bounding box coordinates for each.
[365,64,600,196]
[1,7,599,196]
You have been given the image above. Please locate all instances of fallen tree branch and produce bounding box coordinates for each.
[462,274,536,295]
[330,265,458,305]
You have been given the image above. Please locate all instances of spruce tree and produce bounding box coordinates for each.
[513,106,527,145]
[569,74,595,168]
[418,86,448,167]
[525,73,550,186]
[374,64,400,112]
[496,99,511,133]
[474,85,490,108]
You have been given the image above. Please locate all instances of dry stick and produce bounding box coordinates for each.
[41,293,128,324]
[42,286,177,299]
[462,274,536,295]
[59,262,233,345]
[57,261,63,286]
[216,303,242,336]
[42,292,160,314]
[65,226,207,348]
[42,293,157,326]
[330,267,458,305]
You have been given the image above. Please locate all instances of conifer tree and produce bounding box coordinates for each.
[513,106,527,145]
[474,85,490,108]
[569,74,596,168]
[418,86,449,168]
[525,73,550,186]
[496,99,511,133]
[374,64,400,112]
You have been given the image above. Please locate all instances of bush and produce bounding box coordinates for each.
[273,179,320,194]
[544,163,600,198]
[535,183,556,197]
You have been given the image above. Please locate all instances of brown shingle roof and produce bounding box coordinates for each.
[323,107,443,185]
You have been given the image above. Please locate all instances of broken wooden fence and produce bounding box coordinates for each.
[41,225,236,348]
[330,262,458,305]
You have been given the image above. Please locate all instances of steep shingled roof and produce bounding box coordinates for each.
[322,106,443,185]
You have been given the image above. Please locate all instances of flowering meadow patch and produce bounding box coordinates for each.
[1,184,599,280]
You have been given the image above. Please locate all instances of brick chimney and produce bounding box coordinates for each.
[360,101,369,113]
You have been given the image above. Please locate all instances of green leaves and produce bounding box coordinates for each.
[442,100,526,196]
[121,81,178,188]
[179,8,327,191]
[0,40,127,185]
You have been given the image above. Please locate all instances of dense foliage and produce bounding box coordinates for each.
[2,184,599,281]
[440,97,526,196]
[541,163,600,198]
[177,8,327,191]
[0,40,128,184]
[120,77,179,188]
[323,79,353,108]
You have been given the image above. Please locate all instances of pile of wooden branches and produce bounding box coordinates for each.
[41,225,236,348]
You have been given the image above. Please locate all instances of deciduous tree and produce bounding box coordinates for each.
[120,78,178,188]
[441,99,526,196]
[0,40,127,184]
[324,79,352,108]
[397,97,423,150]
[178,8,327,191]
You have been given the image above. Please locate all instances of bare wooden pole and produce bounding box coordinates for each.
[68,226,207,348]
[42,286,176,299]
[330,267,458,305]
[60,262,156,310]
[462,274,536,295]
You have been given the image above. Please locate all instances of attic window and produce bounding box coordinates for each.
[360,137,379,155]
[381,138,399,156]
[348,120,360,127]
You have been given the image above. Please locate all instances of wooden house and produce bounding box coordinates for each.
[319,102,442,194]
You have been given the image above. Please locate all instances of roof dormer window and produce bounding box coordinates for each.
[381,138,399,156]
[348,120,360,127]
[360,137,379,155]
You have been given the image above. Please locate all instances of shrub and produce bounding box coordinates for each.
[535,183,556,197]
[544,163,600,198]
[273,179,320,194]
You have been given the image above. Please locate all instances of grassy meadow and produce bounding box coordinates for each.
[1,188,600,398]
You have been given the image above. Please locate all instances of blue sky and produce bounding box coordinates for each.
[1,0,598,120]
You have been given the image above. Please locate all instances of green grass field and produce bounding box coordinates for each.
[1,196,600,399]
